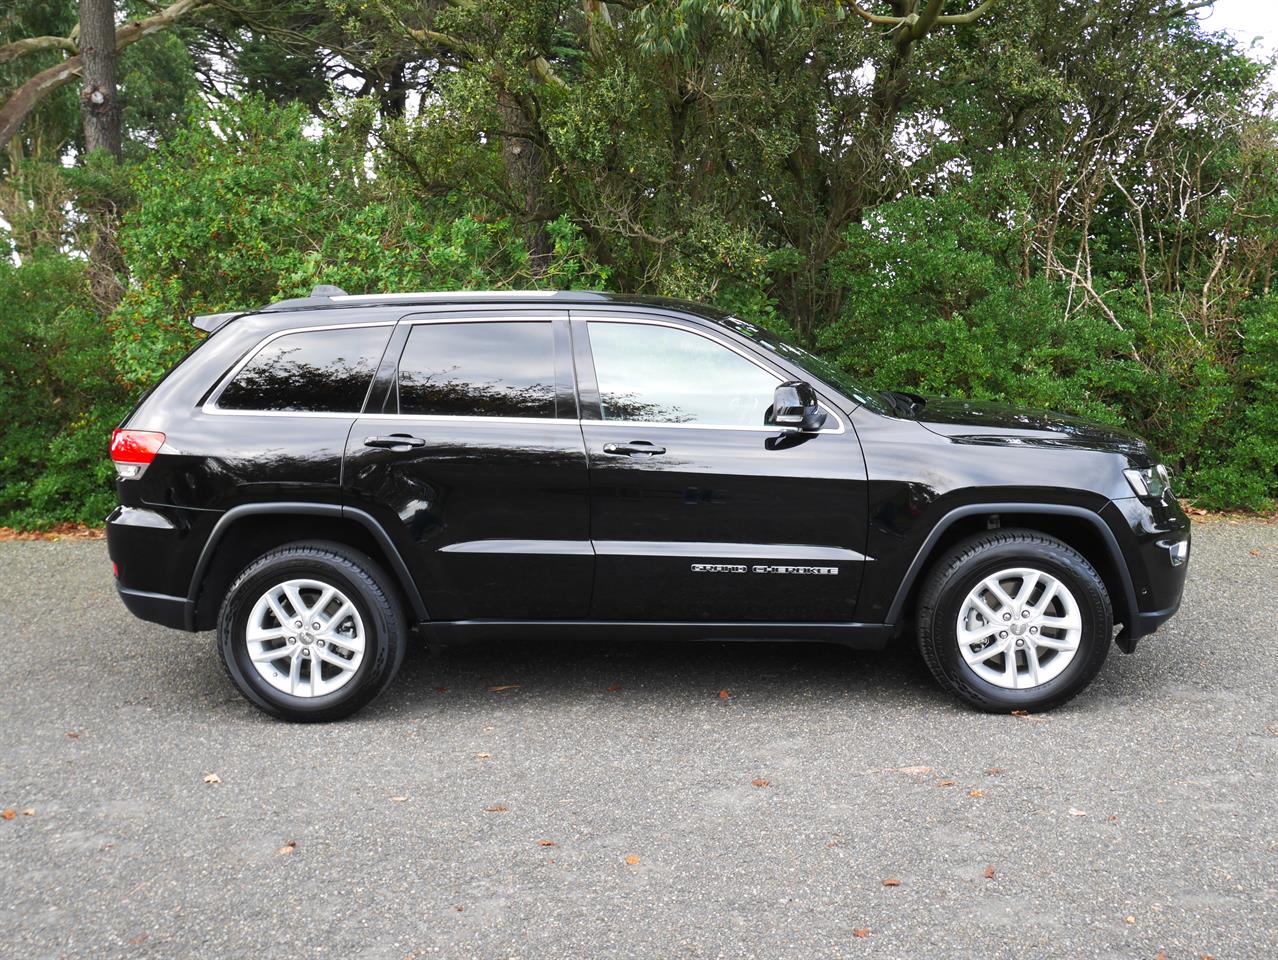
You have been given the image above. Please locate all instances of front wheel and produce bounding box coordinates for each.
[916,529,1112,713]
[217,542,407,722]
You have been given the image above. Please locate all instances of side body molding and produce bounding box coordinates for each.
[884,502,1138,638]
[185,502,430,629]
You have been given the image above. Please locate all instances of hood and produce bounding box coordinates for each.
[911,397,1149,457]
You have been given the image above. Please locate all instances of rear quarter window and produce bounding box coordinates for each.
[216,326,391,413]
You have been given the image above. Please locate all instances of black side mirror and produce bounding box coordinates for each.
[772,380,827,433]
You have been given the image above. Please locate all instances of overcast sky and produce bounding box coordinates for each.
[1201,0,1278,59]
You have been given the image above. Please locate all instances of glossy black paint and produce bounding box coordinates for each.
[107,291,1190,650]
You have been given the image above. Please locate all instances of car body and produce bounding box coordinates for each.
[107,289,1191,719]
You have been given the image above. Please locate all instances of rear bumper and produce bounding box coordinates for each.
[117,585,189,630]
[107,505,199,631]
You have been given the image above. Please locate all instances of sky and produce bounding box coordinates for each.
[1200,0,1278,60]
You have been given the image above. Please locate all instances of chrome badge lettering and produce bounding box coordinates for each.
[691,563,748,573]
[751,565,838,576]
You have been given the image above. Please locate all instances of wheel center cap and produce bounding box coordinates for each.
[1010,620,1030,637]
[300,632,314,646]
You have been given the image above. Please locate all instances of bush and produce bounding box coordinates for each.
[0,253,128,528]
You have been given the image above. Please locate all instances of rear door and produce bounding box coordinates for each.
[343,311,592,620]
[573,311,869,623]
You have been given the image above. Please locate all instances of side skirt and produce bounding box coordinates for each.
[422,620,894,650]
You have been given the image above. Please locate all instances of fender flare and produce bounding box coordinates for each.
[184,502,429,629]
[884,502,1138,634]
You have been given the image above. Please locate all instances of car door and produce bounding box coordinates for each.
[573,311,869,623]
[343,310,592,620]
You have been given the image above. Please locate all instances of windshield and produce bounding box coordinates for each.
[719,316,890,415]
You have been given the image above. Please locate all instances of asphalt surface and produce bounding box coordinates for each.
[1,523,1275,960]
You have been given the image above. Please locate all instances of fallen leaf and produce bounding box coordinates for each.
[1250,549,1261,557]
[127,934,148,946]
[937,779,956,788]
[853,928,870,938]
[607,682,622,693]
[488,684,520,693]
[1109,815,1119,823]
[1011,709,1031,717]
[752,778,771,788]
[1201,954,1216,959]
[1068,807,1088,817]
[435,686,449,694]
[203,773,221,784]
[624,854,641,865]
[718,689,730,700]
[882,878,900,887]
[277,840,297,855]
[21,808,35,817]
[986,767,1002,775]
[1155,952,1167,960]
[983,865,995,879]
[475,752,492,760]
[485,804,508,813]
[895,765,932,775]
[1,809,15,821]
[537,839,557,847]
[390,796,409,803]
[1125,915,1136,924]
[66,731,81,740]
[969,789,985,798]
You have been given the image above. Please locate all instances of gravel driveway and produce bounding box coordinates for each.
[1,521,1275,959]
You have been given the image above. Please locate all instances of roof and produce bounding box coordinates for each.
[191,287,728,333]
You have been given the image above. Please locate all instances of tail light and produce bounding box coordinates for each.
[110,429,165,479]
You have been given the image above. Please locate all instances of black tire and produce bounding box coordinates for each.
[916,529,1112,713]
[217,541,407,722]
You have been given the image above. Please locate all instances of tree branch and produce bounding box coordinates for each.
[0,0,211,154]
[935,0,1000,26]
[0,34,79,66]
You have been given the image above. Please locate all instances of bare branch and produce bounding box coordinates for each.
[935,0,1000,27]
[0,34,79,66]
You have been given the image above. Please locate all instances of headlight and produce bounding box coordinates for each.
[1124,464,1172,499]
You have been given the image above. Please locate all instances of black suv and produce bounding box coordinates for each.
[107,289,1190,721]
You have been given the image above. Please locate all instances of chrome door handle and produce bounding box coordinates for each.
[602,441,666,457]
[364,435,426,449]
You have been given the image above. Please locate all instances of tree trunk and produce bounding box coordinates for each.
[78,0,121,159]
[497,91,553,277]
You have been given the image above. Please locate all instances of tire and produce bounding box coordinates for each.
[915,529,1112,713]
[217,541,407,722]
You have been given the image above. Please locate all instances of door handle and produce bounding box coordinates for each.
[364,434,426,449]
[602,441,666,457]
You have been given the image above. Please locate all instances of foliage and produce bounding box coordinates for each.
[0,254,128,528]
[0,0,1276,525]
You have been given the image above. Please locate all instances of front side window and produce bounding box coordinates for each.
[397,321,557,418]
[588,321,778,425]
[217,326,390,413]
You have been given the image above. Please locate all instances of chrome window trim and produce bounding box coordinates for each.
[577,314,846,435]
[202,320,397,416]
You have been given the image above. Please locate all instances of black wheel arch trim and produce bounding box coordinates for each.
[884,502,1141,642]
[184,502,430,630]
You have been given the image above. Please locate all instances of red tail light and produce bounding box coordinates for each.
[110,429,165,478]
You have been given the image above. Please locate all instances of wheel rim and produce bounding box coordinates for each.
[955,566,1083,690]
[245,578,366,698]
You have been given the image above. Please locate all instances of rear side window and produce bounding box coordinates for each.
[396,321,557,418]
[217,326,391,413]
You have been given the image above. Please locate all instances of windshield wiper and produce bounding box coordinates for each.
[880,390,926,417]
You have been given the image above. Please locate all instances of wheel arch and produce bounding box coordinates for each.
[186,503,429,631]
[886,503,1138,645]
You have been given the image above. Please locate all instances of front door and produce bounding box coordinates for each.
[573,313,868,623]
[344,311,592,621]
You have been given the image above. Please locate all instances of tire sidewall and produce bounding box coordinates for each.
[219,552,396,721]
[927,542,1110,710]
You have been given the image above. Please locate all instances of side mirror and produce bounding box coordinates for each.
[772,380,827,433]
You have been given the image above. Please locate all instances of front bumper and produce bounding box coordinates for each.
[1106,496,1191,649]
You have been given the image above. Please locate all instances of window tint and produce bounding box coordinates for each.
[397,321,557,418]
[588,322,778,425]
[217,326,390,413]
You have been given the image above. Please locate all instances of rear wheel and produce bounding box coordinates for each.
[916,529,1112,712]
[217,542,407,722]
